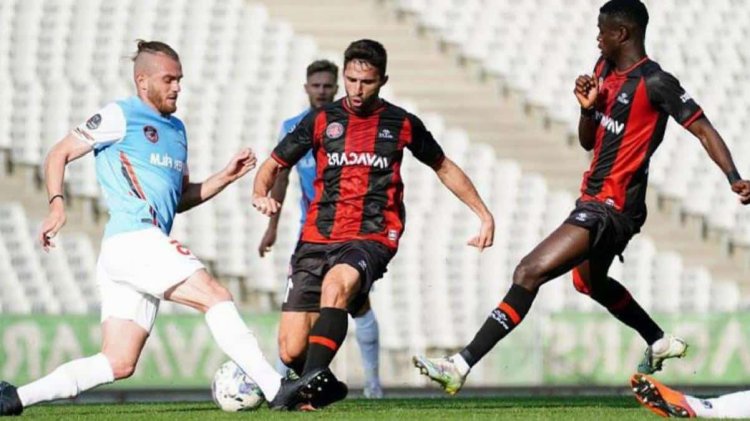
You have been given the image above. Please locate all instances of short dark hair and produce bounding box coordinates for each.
[306,60,338,79]
[600,0,649,36]
[132,39,180,62]
[343,39,387,78]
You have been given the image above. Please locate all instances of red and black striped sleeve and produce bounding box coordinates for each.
[272,110,321,167]
[645,70,704,128]
[405,113,445,168]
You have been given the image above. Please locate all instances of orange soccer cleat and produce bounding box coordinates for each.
[630,374,696,418]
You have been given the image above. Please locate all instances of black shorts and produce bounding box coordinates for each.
[281,240,395,315]
[564,200,640,258]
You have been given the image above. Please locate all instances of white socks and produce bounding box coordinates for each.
[205,301,282,400]
[354,309,380,385]
[450,353,471,376]
[686,391,750,419]
[17,353,114,407]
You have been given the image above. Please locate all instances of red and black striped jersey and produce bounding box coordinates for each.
[580,56,703,225]
[272,98,445,250]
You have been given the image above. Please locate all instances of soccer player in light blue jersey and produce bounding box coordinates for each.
[0,41,334,415]
[258,60,383,398]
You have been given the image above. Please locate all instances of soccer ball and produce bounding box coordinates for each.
[211,360,266,412]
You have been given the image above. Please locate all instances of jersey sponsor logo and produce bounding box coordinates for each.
[325,122,345,139]
[596,112,625,135]
[85,113,102,130]
[143,125,159,143]
[616,92,630,105]
[327,152,390,169]
[680,92,692,103]
[150,152,185,172]
[378,128,394,140]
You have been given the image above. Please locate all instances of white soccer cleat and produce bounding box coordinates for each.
[412,355,467,395]
[638,335,688,374]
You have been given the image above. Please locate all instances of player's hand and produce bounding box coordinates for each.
[39,207,66,252]
[731,180,750,205]
[467,215,494,251]
[222,148,257,183]
[574,73,599,110]
[252,195,281,217]
[258,227,277,257]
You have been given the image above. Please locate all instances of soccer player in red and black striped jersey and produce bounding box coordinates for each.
[414,0,750,395]
[252,39,495,407]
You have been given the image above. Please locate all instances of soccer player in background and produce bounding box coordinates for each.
[258,59,384,398]
[0,40,335,415]
[252,39,495,407]
[631,373,750,418]
[414,0,750,394]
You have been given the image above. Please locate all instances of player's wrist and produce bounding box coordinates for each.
[727,169,742,185]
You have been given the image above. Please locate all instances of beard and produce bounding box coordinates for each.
[147,88,177,115]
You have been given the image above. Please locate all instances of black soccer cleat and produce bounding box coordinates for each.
[268,368,337,411]
[309,378,348,409]
[0,382,23,416]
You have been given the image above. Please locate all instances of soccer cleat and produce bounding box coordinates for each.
[309,378,348,409]
[363,380,383,399]
[268,368,337,411]
[0,381,23,416]
[638,335,688,374]
[631,373,695,418]
[412,355,467,395]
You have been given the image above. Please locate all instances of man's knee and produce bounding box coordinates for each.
[512,259,544,290]
[321,266,360,307]
[103,354,138,380]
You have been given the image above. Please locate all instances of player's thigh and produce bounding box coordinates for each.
[278,311,319,359]
[514,222,591,288]
[320,263,362,308]
[100,317,149,379]
[100,228,205,298]
[324,241,393,312]
[164,269,231,313]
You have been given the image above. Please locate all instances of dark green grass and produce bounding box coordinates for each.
[23,396,657,420]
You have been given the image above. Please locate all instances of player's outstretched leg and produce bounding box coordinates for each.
[414,223,590,394]
[167,269,339,410]
[631,374,695,418]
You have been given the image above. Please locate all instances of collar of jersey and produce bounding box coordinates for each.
[342,98,387,116]
[131,96,177,123]
[612,56,649,76]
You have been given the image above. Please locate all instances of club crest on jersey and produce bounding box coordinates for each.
[85,113,101,130]
[143,125,159,143]
[325,122,345,139]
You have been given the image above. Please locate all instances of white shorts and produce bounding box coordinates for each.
[97,228,205,332]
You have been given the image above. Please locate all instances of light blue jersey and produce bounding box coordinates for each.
[279,109,316,226]
[73,96,188,238]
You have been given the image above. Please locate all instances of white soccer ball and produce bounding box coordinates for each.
[211,360,266,412]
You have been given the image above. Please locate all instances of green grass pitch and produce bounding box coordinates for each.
[23,396,657,420]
